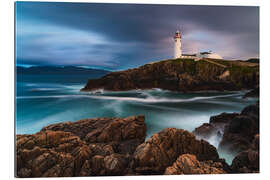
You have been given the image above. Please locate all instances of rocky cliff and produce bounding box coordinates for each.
[81,58,259,92]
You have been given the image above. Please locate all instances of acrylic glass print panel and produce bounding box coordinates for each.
[15,1,259,177]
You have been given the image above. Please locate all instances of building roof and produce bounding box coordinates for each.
[182,54,196,56]
[200,52,211,55]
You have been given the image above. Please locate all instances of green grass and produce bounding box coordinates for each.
[230,65,258,74]
[209,59,232,66]
[229,65,258,88]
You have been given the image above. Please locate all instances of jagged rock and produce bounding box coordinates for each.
[71,145,92,175]
[88,143,114,156]
[104,153,129,175]
[194,103,260,174]
[17,168,31,177]
[241,103,259,120]
[81,59,258,92]
[193,123,223,140]
[41,115,146,154]
[164,154,226,174]
[17,131,85,151]
[79,160,92,176]
[251,134,259,150]
[91,155,105,176]
[231,134,259,173]
[219,104,259,153]
[194,103,259,156]
[16,115,147,177]
[132,128,219,174]
[16,109,259,177]
[193,113,239,140]
[16,131,83,177]
[41,153,74,177]
[210,112,239,124]
[243,86,259,98]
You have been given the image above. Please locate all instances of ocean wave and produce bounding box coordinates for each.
[25,83,38,87]
[16,92,241,103]
[29,88,61,92]
[87,93,240,103]
[16,94,90,99]
[87,89,104,94]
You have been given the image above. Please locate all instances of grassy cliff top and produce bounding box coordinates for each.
[144,58,259,69]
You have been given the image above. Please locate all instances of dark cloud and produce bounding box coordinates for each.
[16,2,259,70]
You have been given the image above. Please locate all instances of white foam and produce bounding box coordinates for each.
[16,94,90,99]
[87,93,240,103]
[16,93,240,103]
[25,83,38,87]
[88,88,104,94]
[29,88,60,91]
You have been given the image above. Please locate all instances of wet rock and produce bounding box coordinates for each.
[243,86,259,98]
[17,168,31,177]
[194,103,259,156]
[41,115,146,154]
[17,111,259,177]
[91,155,105,176]
[193,113,238,140]
[231,134,259,173]
[219,104,259,153]
[79,160,92,176]
[210,113,239,124]
[164,154,226,175]
[194,103,259,174]
[133,128,219,174]
[88,143,114,156]
[16,115,147,177]
[71,145,92,175]
[104,153,128,175]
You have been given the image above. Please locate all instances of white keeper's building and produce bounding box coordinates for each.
[173,30,223,60]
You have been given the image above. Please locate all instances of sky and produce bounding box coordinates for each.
[16,2,259,71]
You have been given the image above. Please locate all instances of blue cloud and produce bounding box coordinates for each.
[16,2,259,70]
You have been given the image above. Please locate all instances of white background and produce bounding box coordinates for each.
[0,0,269,179]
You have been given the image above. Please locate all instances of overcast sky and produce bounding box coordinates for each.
[16,2,259,70]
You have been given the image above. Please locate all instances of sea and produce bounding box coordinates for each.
[16,74,258,164]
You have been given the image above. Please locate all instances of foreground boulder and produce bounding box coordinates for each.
[243,86,259,98]
[193,103,260,173]
[193,113,239,140]
[231,134,259,173]
[194,103,259,155]
[16,116,146,177]
[164,154,226,175]
[219,103,259,153]
[132,128,222,174]
[41,115,147,154]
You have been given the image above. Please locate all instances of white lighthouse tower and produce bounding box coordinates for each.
[174,30,182,59]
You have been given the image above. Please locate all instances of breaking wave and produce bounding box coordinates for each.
[87,93,241,103]
[16,93,240,103]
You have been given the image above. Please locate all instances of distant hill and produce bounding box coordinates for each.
[246,58,259,63]
[16,66,110,76]
[82,58,259,92]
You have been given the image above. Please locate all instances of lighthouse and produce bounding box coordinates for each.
[174,30,182,59]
